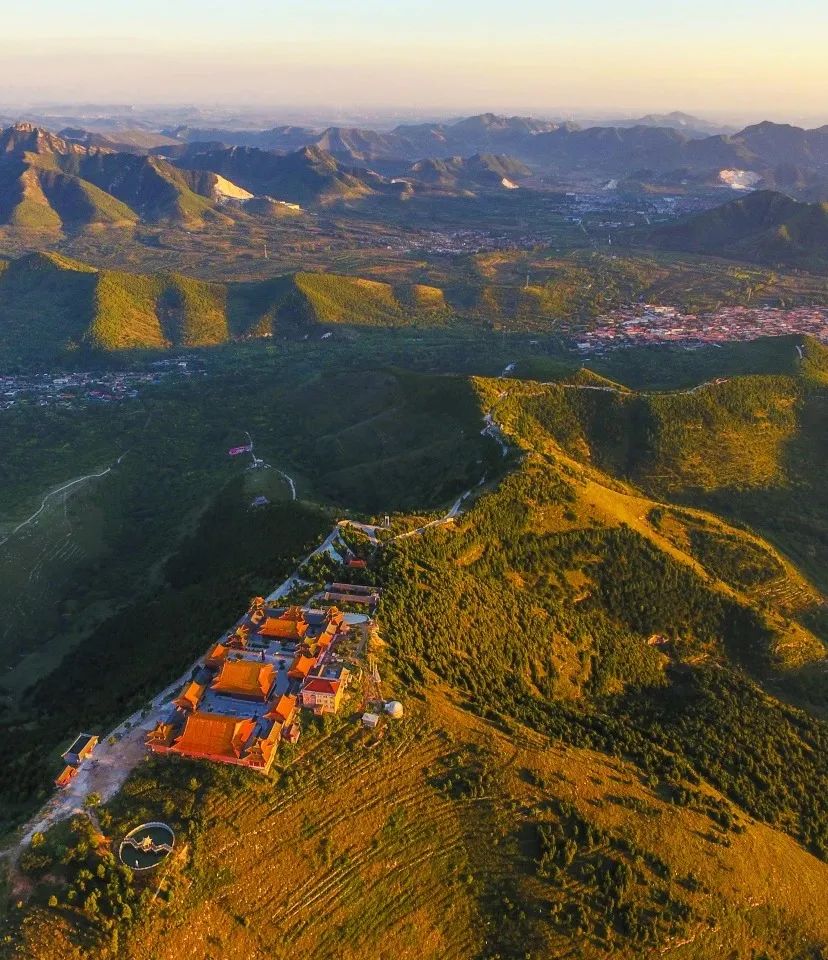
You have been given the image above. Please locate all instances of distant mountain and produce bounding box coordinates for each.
[312,126,410,163]
[648,189,828,268]
[161,124,317,152]
[318,115,828,184]
[172,144,399,205]
[60,114,828,194]
[0,122,249,230]
[59,127,180,154]
[0,122,86,159]
[162,113,563,165]
[405,154,531,193]
[617,111,736,138]
[0,121,535,227]
[173,143,529,203]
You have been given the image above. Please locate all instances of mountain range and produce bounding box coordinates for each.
[173,143,532,201]
[8,112,828,205]
[152,113,828,194]
[8,334,828,960]
[0,251,461,363]
[0,122,536,231]
[7,114,828,237]
[0,123,233,230]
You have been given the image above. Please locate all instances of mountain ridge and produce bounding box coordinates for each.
[648,189,828,268]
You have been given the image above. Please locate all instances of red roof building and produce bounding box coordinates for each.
[301,676,345,714]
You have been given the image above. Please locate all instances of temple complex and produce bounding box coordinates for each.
[147,603,353,773]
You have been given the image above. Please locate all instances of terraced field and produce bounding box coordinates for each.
[123,715,482,960]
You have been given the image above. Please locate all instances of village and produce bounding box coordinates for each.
[574,302,828,352]
[0,357,204,411]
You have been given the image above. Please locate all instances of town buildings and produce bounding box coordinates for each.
[0,358,202,412]
[574,303,828,353]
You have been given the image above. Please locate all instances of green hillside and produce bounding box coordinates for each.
[487,338,828,592]
[66,154,219,224]
[5,245,828,368]
[649,190,828,270]
[0,363,502,821]
[0,254,236,362]
[0,254,469,363]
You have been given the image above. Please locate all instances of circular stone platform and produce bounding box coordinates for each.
[118,822,175,870]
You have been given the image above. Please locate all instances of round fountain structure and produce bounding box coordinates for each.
[118,822,175,870]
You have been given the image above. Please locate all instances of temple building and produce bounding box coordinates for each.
[55,732,99,789]
[210,660,276,700]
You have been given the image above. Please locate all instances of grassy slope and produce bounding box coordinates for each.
[13,694,828,960]
[0,160,139,232]
[494,339,828,594]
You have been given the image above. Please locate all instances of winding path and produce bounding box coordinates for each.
[0,452,127,548]
[275,468,297,501]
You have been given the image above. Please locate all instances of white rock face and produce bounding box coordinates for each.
[212,175,254,201]
[719,169,762,191]
[501,177,519,189]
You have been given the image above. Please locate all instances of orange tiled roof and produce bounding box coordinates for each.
[174,681,206,711]
[266,693,296,724]
[259,617,308,640]
[55,765,78,788]
[146,721,177,747]
[288,654,316,680]
[173,712,256,759]
[211,660,276,700]
[207,642,229,665]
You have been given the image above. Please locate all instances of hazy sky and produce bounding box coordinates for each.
[2,0,827,121]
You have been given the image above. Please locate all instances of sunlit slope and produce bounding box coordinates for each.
[15,693,828,960]
[0,124,234,231]
[486,339,828,591]
[0,162,138,231]
[0,253,460,362]
[0,253,231,360]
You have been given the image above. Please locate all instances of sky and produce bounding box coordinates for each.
[2,0,827,123]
